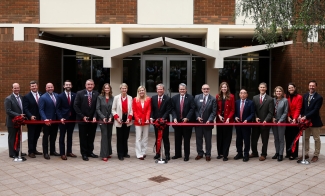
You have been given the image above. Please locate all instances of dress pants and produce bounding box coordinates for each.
[99,123,113,158]
[78,123,97,156]
[195,126,212,156]
[174,126,192,158]
[235,126,251,156]
[42,124,58,154]
[135,125,149,158]
[285,126,299,157]
[59,122,75,155]
[116,114,130,158]
[154,126,170,156]
[305,127,321,156]
[7,127,20,157]
[251,126,271,156]
[217,125,233,158]
[27,124,42,154]
[272,126,285,155]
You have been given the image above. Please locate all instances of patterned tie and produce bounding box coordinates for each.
[67,92,71,105]
[158,97,162,109]
[35,93,39,104]
[180,96,184,119]
[16,96,23,112]
[260,95,262,104]
[88,92,92,107]
[200,95,207,118]
[240,100,245,121]
[308,94,312,106]
[50,94,56,106]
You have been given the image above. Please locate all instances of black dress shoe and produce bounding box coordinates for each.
[82,155,89,161]
[9,155,16,158]
[277,155,283,162]
[166,155,170,160]
[28,153,36,158]
[154,154,160,159]
[289,156,296,160]
[21,152,27,156]
[272,153,279,159]
[234,154,243,160]
[285,155,289,158]
[217,155,223,159]
[172,156,182,159]
[50,152,60,156]
[35,151,43,155]
[243,156,249,162]
[88,153,98,158]
[118,157,124,161]
[124,154,130,158]
[44,154,50,160]
[184,157,189,161]
[223,157,228,161]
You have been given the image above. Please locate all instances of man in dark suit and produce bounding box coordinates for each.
[250,82,274,161]
[73,79,99,161]
[150,83,172,160]
[57,80,77,160]
[39,83,60,160]
[171,83,195,161]
[299,80,323,163]
[23,80,43,158]
[4,83,26,159]
[194,84,216,161]
[234,89,255,162]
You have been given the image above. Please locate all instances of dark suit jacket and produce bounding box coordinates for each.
[253,94,274,122]
[73,89,99,120]
[301,92,323,127]
[194,94,216,124]
[38,93,59,120]
[4,94,23,127]
[150,94,171,121]
[235,99,255,122]
[57,91,76,120]
[23,91,42,120]
[96,95,114,120]
[171,93,195,122]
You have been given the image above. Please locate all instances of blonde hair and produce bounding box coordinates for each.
[273,86,285,98]
[136,86,148,101]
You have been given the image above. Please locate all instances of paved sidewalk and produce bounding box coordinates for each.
[1,130,325,196]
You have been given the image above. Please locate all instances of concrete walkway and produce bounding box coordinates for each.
[1,129,325,196]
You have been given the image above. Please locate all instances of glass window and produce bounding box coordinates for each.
[123,57,141,97]
[192,57,206,96]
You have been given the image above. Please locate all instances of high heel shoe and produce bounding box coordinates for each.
[272,153,279,159]
[102,158,108,162]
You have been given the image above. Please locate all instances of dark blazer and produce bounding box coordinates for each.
[216,94,235,122]
[194,94,217,123]
[171,93,195,122]
[301,92,323,127]
[96,95,114,120]
[38,93,59,120]
[253,94,274,122]
[287,94,303,120]
[23,91,42,120]
[235,99,255,122]
[5,94,23,127]
[150,94,171,121]
[56,91,76,120]
[73,89,99,120]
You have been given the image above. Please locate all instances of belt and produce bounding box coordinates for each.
[122,113,128,115]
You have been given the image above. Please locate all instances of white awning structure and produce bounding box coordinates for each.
[35,38,293,68]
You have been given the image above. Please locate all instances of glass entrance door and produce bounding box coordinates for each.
[141,56,191,97]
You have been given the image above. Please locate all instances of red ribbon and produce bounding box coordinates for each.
[288,119,312,153]
[154,119,167,153]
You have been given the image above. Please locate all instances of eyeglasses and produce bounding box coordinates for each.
[202,88,210,90]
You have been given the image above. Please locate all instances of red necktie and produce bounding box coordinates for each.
[88,92,91,107]
[180,96,184,119]
[67,92,71,105]
[158,97,162,109]
[260,96,262,104]
[240,100,245,121]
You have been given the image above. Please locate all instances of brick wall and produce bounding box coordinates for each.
[194,0,235,24]
[96,0,137,24]
[0,0,39,23]
[0,28,40,128]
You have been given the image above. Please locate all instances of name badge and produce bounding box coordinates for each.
[200,99,203,102]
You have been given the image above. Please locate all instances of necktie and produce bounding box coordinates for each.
[50,94,56,106]
[16,96,23,112]
[35,93,39,103]
[180,96,184,119]
[200,95,207,117]
[88,92,92,107]
[240,100,244,121]
[260,96,262,104]
[158,97,162,109]
[67,92,71,105]
[308,94,312,106]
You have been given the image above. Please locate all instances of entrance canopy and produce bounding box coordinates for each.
[35,37,292,68]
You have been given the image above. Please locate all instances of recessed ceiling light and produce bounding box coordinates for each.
[142,35,150,38]
[180,35,189,38]
[64,34,73,37]
[97,35,106,37]
[225,36,234,38]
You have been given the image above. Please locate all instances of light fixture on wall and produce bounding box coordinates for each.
[142,35,150,38]
[38,31,44,37]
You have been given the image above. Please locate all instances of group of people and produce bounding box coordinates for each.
[4,79,323,163]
